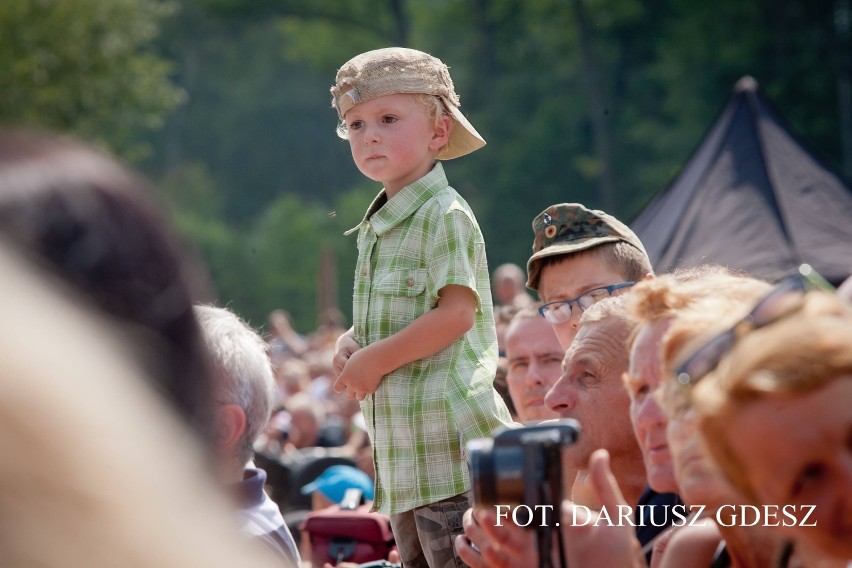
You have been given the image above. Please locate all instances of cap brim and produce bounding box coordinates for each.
[300,480,322,495]
[526,236,625,290]
[438,96,486,160]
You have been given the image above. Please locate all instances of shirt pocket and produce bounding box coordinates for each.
[374,268,427,297]
[371,268,428,335]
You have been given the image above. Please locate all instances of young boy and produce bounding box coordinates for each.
[330,47,514,566]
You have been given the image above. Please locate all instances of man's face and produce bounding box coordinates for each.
[504,316,564,422]
[625,319,678,493]
[544,318,637,469]
[537,254,629,349]
[494,277,519,305]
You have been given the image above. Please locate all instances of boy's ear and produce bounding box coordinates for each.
[430,115,452,152]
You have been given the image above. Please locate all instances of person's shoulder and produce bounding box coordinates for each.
[405,192,479,249]
[421,185,481,227]
[418,183,460,210]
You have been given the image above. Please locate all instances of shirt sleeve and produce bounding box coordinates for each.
[425,203,485,313]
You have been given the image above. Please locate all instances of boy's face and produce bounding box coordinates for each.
[343,93,450,196]
[537,252,630,348]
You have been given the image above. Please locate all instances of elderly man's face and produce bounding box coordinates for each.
[625,319,678,493]
[538,254,630,349]
[504,315,564,422]
[544,318,635,469]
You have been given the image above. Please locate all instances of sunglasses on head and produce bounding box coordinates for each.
[674,264,834,386]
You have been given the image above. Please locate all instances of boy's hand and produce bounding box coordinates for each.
[332,327,360,378]
[333,344,385,400]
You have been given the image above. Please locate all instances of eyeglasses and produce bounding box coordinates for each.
[674,264,834,386]
[538,282,636,325]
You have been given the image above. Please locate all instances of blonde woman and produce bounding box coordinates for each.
[688,284,852,563]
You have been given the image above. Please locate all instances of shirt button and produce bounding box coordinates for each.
[406,278,415,287]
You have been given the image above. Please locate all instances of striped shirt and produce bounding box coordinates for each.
[232,468,300,567]
[345,163,514,514]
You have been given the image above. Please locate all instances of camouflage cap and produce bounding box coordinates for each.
[526,203,649,291]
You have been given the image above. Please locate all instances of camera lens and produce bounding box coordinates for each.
[468,438,497,506]
[468,438,526,507]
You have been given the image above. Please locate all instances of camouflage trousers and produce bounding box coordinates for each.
[389,492,472,568]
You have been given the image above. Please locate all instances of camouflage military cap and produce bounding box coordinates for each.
[526,203,649,291]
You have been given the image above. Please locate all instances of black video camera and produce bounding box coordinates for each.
[467,420,579,568]
[468,420,579,518]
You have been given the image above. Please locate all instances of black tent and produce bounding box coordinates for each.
[631,76,852,285]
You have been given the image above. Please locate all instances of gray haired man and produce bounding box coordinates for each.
[195,305,300,567]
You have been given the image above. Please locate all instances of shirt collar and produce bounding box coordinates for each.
[345,162,447,236]
[229,467,267,508]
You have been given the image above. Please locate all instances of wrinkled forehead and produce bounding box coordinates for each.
[566,319,629,366]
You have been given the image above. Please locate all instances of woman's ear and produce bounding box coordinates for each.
[430,114,453,152]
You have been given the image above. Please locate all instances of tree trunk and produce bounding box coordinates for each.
[570,0,615,212]
[389,0,410,46]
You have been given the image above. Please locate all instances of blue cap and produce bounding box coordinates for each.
[300,465,375,503]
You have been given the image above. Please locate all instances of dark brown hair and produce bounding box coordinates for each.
[0,128,216,445]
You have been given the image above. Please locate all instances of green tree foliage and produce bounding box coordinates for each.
[152,0,848,332]
[4,0,845,333]
[0,0,183,160]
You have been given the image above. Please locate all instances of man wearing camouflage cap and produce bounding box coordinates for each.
[532,204,684,547]
[526,202,653,349]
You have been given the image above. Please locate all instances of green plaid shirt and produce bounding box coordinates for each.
[345,163,513,514]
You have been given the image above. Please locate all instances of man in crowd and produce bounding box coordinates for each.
[503,306,564,422]
[457,300,648,567]
[195,305,301,566]
[544,298,647,510]
[526,203,653,349]
[525,203,656,512]
[623,316,684,553]
[492,262,534,308]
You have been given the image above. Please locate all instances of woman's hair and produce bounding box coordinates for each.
[692,291,852,500]
[623,269,770,417]
[626,266,754,337]
[0,128,216,444]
